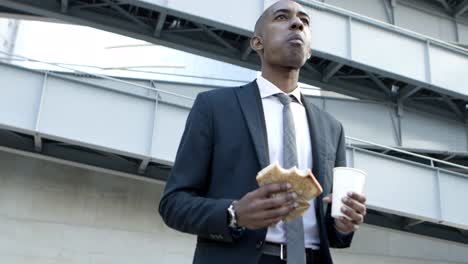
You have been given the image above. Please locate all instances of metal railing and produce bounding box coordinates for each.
[0,50,197,100]
[347,136,468,174]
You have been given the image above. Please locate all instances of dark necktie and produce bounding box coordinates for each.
[275,93,306,264]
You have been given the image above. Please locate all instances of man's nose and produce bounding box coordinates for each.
[290,16,304,31]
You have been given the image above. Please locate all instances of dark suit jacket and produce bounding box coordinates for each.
[159,81,353,264]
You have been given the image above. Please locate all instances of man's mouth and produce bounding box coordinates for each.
[287,34,304,45]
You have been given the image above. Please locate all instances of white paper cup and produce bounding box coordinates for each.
[331,167,366,220]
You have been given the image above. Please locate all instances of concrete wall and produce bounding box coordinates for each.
[0,149,467,264]
[0,150,195,264]
[335,225,468,264]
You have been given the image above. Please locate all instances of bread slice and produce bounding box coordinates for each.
[256,162,323,221]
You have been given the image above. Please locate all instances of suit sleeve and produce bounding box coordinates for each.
[158,93,234,243]
[326,122,354,248]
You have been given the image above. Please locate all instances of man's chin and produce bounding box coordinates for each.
[283,59,307,70]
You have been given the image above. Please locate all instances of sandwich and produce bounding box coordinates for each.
[256,162,323,222]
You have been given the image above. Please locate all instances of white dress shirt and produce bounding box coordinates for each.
[256,75,320,249]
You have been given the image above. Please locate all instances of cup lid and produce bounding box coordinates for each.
[333,166,367,176]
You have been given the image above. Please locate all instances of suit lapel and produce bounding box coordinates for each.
[235,85,329,197]
[235,81,270,170]
[302,95,326,186]
[302,95,330,214]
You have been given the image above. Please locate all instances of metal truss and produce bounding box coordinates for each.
[432,0,468,17]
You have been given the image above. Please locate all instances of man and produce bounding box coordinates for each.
[159,0,367,263]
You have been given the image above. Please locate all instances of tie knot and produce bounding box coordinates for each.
[276,93,293,106]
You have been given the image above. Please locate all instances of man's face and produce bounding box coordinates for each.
[253,0,312,69]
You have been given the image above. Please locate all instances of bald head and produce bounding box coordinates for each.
[254,0,302,37]
[250,0,312,69]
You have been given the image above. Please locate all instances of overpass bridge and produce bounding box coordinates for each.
[0,60,467,245]
[0,0,467,123]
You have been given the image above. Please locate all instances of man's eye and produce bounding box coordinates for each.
[276,14,287,20]
[301,18,310,25]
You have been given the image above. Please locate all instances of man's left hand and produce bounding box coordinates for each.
[323,192,367,234]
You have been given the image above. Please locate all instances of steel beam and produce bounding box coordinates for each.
[34,134,42,152]
[33,72,48,153]
[434,0,452,13]
[368,72,391,97]
[138,158,150,174]
[241,39,253,61]
[302,62,322,75]
[72,2,111,10]
[389,103,402,146]
[443,153,457,161]
[321,62,343,83]
[336,75,369,80]
[61,0,68,13]
[164,28,204,34]
[441,94,464,120]
[454,0,468,17]
[413,96,442,101]
[383,0,395,24]
[194,23,237,52]
[403,219,425,229]
[104,0,149,30]
[398,85,422,101]
[153,11,166,37]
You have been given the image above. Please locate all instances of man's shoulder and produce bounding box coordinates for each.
[197,86,237,100]
[196,81,255,103]
[303,97,342,128]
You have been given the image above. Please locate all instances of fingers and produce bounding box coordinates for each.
[263,216,284,227]
[322,193,332,204]
[348,191,366,204]
[335,216,359,233]
[342,196,366,216]
[255,192,297,210]
[254,183,292,198]
[342,192,367,224]
[246,202,295,229]
[237,184,298,229]
[257,201,296,220]
[341,205,364,225]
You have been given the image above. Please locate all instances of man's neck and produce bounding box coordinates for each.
[261,65,300,94]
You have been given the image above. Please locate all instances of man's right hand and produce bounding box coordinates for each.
[234,183,298,229]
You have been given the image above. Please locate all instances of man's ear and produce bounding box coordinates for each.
[306,48,312,60]
[250,35,264,54]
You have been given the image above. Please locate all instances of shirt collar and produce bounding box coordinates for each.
[256,75,303,104]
